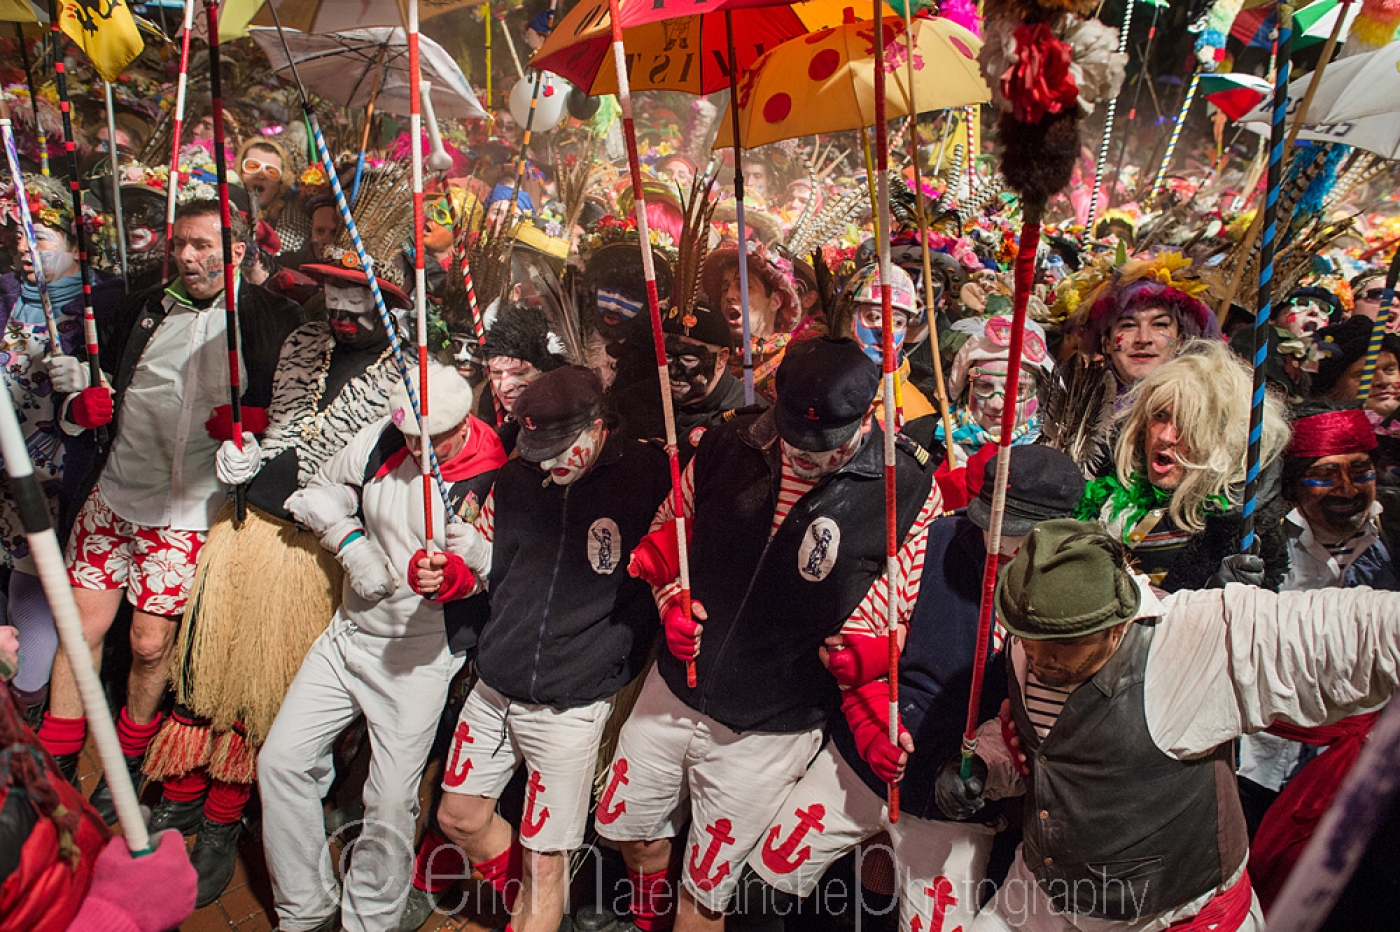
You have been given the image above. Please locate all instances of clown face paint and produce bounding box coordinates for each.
[780,428,864,480]
[597,288,645,330]
[22,224,79,284]
[488,356,541,415]
[1106,307,1180,385]
[325,282,385,349]
[851,303,909,365]
[1295,452,1377,541]
[1280,299,1331,338]
[541,423,605,486]
[665,334,721,405]
[966,363,1039,434]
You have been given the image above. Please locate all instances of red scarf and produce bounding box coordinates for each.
[1164,869,1254,931]
[376,415,507,482]
[1251,713,1381,911]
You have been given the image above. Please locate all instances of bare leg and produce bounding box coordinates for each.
[514,849,569,932]
[674,889,724,932]
[619,838,672,876]
[124,610,179,722]
[47,587,124,719]
[437,792,515,865]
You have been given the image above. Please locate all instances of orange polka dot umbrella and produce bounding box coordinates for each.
[713,13,988,150]
[530,0,884,95]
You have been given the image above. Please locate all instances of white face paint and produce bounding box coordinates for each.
[24,225,79,283]
[540,423,604,486]
[779,429,864,480]
[325,282,381,346]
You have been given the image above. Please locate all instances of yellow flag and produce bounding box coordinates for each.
[59,0,144,83]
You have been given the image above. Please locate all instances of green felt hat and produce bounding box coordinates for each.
[996,519,1141,641]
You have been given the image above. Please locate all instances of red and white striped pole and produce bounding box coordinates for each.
[606,0,695,688]
[409,0,434,547]
[163,0,197,282]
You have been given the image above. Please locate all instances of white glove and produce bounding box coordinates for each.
[445,519,493,576]
[47,354,90,393]
[337,536,399,603]
[215,433,262,486]
[284,485,359,537]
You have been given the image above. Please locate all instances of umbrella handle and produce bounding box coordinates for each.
[421,80,454,172]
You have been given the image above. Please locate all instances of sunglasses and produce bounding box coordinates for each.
[427,201,454,227]
[1361,288,1389,302]
[241,158,282,180]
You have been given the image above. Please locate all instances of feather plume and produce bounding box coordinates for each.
[672,172,719,317]
[1040,358,1117,478]
[527,262,588,368]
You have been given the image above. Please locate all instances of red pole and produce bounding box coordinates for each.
[409,0,434,547]
[606,0,695,688]
[206,0,245,521]
[961,214,1041,775]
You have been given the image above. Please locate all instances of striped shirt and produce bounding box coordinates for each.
[1022,673,1074,738]
[652,448,942,640]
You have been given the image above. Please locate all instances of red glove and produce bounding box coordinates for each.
[205,404,269,441]
[66,831,197,932]
[70,387,113,430]
[662,598,702,663]
[825,634,890,690]
[407,549,477,602]
[843,679,911,785]
[628,519,690,588]
[933,462,968,511]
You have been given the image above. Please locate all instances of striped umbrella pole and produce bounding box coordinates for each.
[162,0,196,282]
[1149,71,1199,204]
[45,0,101,391]
[607,0,697,688]
[0,93,60,347]
[407,0,435,547]
[963,105,977,196]
[485,3,493,113]
[1241,3,1292,555]
[1087,0,1134,230]
[206,0,248,522]
[1358,250,1400,401]
[264,1,453,511]
[871,4,901,823]
[0,388,150,853]
[963,206,1041,779]
[503,0,558,236]
[14,24,49,176]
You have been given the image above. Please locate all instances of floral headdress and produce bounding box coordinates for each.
[578,213,678,263]
[0,173,101,237]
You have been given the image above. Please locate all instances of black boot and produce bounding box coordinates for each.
[52,753,80,788]
[89,753,146,825]
[191,817,244,908]
[147,794,206,835]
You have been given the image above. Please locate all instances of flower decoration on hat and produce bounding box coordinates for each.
[0,173,102,237]
[579,213,678,261]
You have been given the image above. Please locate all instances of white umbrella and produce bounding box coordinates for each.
[1239,41,1400,128]
[251,0,478,34]
[1241,113,1400,161]
[250,26,486,121]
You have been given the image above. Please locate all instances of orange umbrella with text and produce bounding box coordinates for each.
[714,13,987,149]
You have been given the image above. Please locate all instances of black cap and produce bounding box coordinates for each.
[968,445,1087,537]
[514,366,605,462]
[663,298,734,350]
[774,338,879,452]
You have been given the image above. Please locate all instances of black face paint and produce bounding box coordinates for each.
[665,335,718,404]
[329,307,388,350]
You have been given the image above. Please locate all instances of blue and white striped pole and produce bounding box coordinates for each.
[1241,3,1292,555]
[1087,0,1134,230]
[265,3,452,512]
[0,93,60,348]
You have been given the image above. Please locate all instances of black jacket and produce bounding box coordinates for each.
[475,431,670,708]
[67,279,304,524]
[659,409,934,733]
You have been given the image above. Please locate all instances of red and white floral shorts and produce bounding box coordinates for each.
[65,488,206,617]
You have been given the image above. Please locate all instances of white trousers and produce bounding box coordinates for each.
[258,614,464,932]
[748,741,993,932]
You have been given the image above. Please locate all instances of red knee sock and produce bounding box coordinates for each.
[116,707,165,758]
[475,840,523,911]
[413,828,469,894]
[38,713,87,758]
[160,769,210,804]
[204,780,252,825]
[629,868,676,932]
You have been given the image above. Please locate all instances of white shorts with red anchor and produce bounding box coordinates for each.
[748,741,994,932]
[595,667,824,913]
[439,679,614,852]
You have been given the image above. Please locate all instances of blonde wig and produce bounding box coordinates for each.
[1114,339,1290,533]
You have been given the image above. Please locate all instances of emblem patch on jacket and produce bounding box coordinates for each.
[798,517,840,582]
[588,518,621,575]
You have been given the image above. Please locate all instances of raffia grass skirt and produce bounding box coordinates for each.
[169,501,342,747]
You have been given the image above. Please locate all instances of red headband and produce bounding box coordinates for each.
[1287,409,1378,460]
